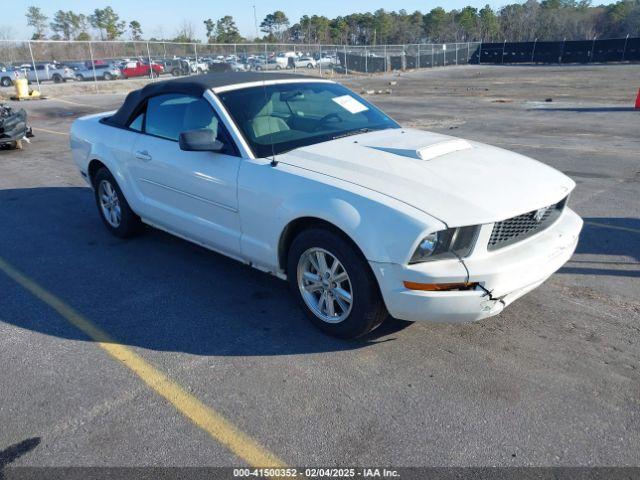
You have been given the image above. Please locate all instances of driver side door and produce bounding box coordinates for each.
[129,93,242,257]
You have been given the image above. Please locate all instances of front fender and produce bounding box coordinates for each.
[238,161,445,272]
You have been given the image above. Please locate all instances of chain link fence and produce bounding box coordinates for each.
[0,38,637,94]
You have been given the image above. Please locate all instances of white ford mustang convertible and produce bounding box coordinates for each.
[71,72,583,338]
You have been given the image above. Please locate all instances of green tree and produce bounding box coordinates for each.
[50,10,81,40]
[214,16,243,43]
[89,7,125,40]
[260,11,289,41]
[26,6,48,40]
[129,20,143,40]
[204,18,215,41]
[479,5,500,40]
[457,6,479,40]
[424,7,449,41]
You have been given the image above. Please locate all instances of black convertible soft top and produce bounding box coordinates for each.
[106,71,311,127]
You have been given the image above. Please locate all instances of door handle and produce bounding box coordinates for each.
[135,150,152,161]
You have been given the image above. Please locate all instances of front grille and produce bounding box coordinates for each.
[488,197,567,251]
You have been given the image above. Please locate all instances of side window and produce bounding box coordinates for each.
[145,94,234,154]
[128,111,145,132]
[145,94,194,141]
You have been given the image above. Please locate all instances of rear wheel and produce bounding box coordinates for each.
[1,77,12,87]
[52,74,63,83]
[287,228,387,339]
[93,168,142,238]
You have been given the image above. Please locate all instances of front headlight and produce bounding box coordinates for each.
[410,226,479,263]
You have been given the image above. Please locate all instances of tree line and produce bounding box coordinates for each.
[24,1,640,45]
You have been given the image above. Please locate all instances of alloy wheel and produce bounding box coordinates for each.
[297,247,353,324]
[98,179,122,228]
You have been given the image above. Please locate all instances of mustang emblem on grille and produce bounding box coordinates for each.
[532,207,549,222]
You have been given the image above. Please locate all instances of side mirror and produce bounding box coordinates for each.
[179,129,225,152]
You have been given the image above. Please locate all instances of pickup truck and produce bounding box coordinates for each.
[0,63,17,87]
[121,61,164,79]
[17,63,76,83]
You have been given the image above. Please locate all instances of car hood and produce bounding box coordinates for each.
[279,128,575,227]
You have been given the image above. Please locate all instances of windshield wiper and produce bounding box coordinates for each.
[331,127,374,140]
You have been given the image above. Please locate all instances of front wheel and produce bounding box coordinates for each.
[93,168,142,238]
[287,228,387,339]
[103,72,113,81]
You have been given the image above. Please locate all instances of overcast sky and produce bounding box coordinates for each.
[2,0,618,41]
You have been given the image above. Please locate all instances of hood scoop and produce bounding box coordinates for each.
[367,139,473,161]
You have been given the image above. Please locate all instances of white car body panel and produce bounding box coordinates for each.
[278,128,574,228]
[70,78,583,324]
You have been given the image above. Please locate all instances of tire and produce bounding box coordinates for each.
[52,74,63,83]
[76,74,84,82]
[307,63,314,69]
[103,72,113,81]
[275,65,282,70]
[287,228,387,339]
[172,69,180,77]
[92,167,142,238]
[0,77,11,87]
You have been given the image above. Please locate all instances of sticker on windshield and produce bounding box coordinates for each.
[332,95,369,114]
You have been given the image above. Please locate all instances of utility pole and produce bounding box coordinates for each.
[253,5,259,40]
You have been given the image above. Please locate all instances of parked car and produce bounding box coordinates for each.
[316,54,337,67]
[250,59,282,71]
[164,59,191,76]
[74,63,121,81]
[294,56,317,69]
[18,63,76,83]
[0,64,17,87]
[70,72,583,339]
[228,61,248,72]
[188,59,209,74]
[121,61,163,79]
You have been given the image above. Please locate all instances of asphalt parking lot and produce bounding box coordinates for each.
[1,65,639,468]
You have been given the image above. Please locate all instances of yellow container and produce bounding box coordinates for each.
[14,78,29,98]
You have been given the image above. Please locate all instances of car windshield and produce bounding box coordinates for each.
[217,82,399,157]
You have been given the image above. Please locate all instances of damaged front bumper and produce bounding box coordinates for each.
[370,208,583,323]
[0,104,34,145]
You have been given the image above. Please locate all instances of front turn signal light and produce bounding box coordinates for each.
[403,281,479,291]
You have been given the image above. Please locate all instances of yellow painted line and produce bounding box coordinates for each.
[32,127,69,136]
[585,220,640,235]
[0,256,286,468]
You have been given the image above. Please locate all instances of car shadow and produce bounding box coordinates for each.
[0,187,411,357]
[559,217,640,277]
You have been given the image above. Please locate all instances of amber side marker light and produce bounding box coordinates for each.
[403,281,479,291]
